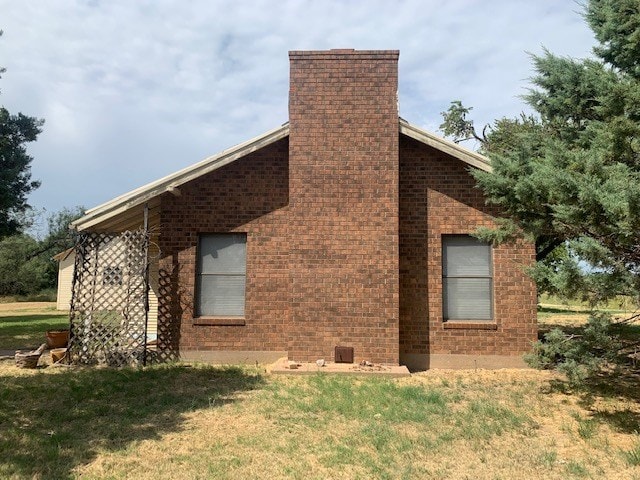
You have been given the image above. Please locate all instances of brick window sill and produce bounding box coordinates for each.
[443,322,497,330]
[193,317,246,326]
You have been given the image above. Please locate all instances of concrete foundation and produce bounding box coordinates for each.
[180,350,287,365]
[401,353,528,371]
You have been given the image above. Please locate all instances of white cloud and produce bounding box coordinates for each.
[0,0,596,215]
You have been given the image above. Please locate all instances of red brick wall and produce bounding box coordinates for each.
[156,50,536,365]
[287,50,400,364]
[157,139,290,354]
[399,135,537,359]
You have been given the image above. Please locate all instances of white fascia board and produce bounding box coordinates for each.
[399,119,492,172]
[73,123,290,231]
[73,119,489,232]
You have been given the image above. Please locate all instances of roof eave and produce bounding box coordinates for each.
[72,123,290,231]
[52,247,74,262]
[398,119,492,172]
[73,119,490,232]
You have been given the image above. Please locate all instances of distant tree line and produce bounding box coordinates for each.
[0,207,83,296]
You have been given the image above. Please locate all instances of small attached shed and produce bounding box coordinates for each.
[53,248,75,311]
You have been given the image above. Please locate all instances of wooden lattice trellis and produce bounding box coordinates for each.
[67,230,150,366]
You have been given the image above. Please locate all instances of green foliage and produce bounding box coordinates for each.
[525,313,623,385]
[38,206,84,285]
[0,31,44,237]
[439,101,485,144]
[0,108,43,237]
[488,0,640,382]
[440,0,640,308]
[482,114,545,156]
[523,52,618,144]
[0,206,83,296]
[587,0,640,78]
[0,234,50,295]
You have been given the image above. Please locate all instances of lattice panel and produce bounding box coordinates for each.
[155,265,181,363]
[68,230,150,366]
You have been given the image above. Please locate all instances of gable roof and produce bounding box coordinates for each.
[72,119,490,231]
[399,118,492,172]
[52,247,74,262]
[72,123,290,231]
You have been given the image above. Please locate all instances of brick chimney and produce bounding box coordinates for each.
[288,49,400,364]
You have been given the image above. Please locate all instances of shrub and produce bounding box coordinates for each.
[525,312,622,385]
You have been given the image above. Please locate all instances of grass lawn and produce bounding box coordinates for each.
[0,303,639,479]
[0,303,69,350]
[537,294,640,345]
[538,294,638,326]
[0,364,639,479]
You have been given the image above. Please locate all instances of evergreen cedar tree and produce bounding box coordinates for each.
[441,0,640,307]
[440,0,640,383]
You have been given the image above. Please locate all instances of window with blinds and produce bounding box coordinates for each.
[442,235,493,321]
[196,233,246,317]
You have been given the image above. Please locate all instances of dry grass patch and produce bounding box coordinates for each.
[1,300,639,479]
[0,362,264,479]
[62,368,640,480]
[0,302,58,314]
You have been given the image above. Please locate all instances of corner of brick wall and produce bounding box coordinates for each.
[399,135,537,358]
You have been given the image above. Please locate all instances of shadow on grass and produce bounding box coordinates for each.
[0,314,70,349]
[547,369,640,435]
[581,370,640,434]
[536,323,585,340]
[537,305,586,315]
[540,313,640,435]
[0,363,264,478]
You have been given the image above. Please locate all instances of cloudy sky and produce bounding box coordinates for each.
[1,0,595,235]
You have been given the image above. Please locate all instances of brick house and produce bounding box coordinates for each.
[72,49,537,370]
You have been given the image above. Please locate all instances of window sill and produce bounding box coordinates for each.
[443,321,497,330]
[193,317,246,326]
